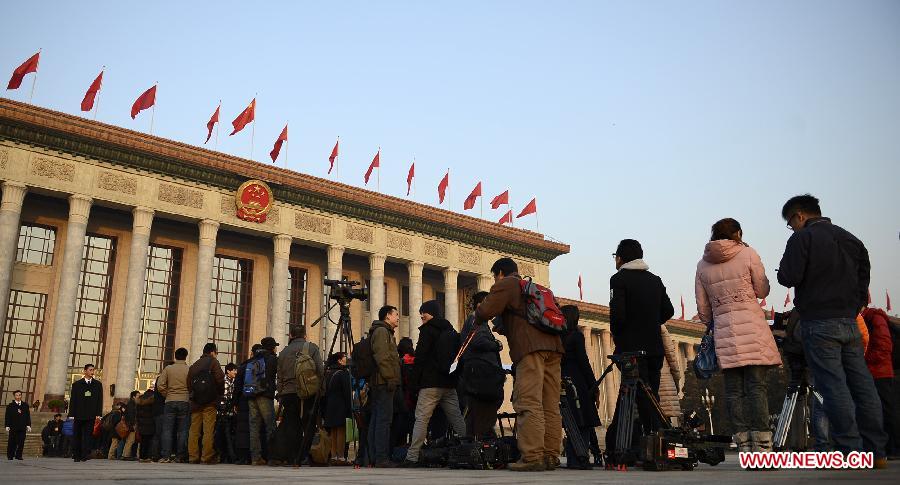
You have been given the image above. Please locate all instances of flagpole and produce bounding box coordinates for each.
[93,66,104,120]
[413,157,417,200]
[250,94,257,160]
[480,193,484,219]
[377,147,381,192]
[535,209,540,233]
[336,136,340,180]
[285,121,289,169]
[447,168,450,210]
[214,100,221,150]
[148,81,157,135]
[28,48,41,104]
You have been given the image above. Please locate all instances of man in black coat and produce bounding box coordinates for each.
[69,363,103,462]
[5,390,32,460]
[606,239,674,458]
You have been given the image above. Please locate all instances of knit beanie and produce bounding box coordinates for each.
[419,300,443,319]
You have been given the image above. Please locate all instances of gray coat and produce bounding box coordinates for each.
[277,337,324,396]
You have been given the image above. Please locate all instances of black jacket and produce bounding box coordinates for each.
[136,389,156,434]
[412,317,458,389]
[69,378,103,420]
[124,398,138,427]
[562,330,601,427]
[778,217,870,320]
[322,365,352,428]
[609,261,674,356]
[460,314,502,368]
[5,400,31,430]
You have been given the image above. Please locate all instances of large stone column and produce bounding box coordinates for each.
[407,261,423,342]
[477,274,493,293]
[269,234,292,340]
[324,245,344,353]
[43,194,93,403]
[190,220,219,360]
[684,341,697,363]
[582,326,595,374]
[600,329,616,424]
[0,182,27,345]
[368,253,386,319]
[443,267,459,329]
[113,207,155,401]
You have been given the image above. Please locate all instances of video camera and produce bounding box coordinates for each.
[324,278,368,305]
[769,309,792,347]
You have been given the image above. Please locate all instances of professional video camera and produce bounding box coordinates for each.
[769,309,791,347]
[324,278,369,305]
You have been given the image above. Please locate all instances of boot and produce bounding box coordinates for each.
[734,431,753,453]
[751,431,774,453]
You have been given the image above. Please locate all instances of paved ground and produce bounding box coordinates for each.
[1,456,895,484]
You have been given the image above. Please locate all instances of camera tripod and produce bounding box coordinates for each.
[310,298,356,359]
[773,383,824,450]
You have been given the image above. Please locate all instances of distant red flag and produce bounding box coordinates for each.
[269,124,288,162]
[229,98,255,135]
[784,290,791,307]
[463,182,482,210]
[406,162,415,195]
[328,139,339,174]
[680,295,685,320]
[204,104,220,144]
[7,52,40,90]
[498,210,513,225]
[770,305,775,320]
[490,190,509,210]
[516,198,537,218]
[438,171,449,204]
[578,274,583,301]
[759,297,767,307]
[364,150,380,185]
[888,291,892,312]
[130,85,156,119]
[80,70,103,112]
[867,289,872,305]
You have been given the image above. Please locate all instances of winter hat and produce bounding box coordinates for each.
[419,300,443,319]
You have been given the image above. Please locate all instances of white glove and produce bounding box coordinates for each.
[26,426,32,432]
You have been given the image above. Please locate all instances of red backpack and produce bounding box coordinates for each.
[518,277,567,335]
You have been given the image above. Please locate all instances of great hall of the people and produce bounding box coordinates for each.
[0,97,703,423]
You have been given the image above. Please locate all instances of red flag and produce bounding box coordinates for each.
[229,98,255,135]
[759,297,767,307]
[80,70,103,112]
[406,162,415,195]
[438,171,449,204]
[463,182,482,210]
[867,289,872,305]
[328,139,339,174]
[204,104,220,144]
[680,295,685,320]
[784,290,791,307]
[7,52,40,90]
[490,190,509,210]
[888,291,892,312]
[269,124,288,162]
[516,198,537,218]
[130,85,156,119]
[578,274,583,301]
[770,305,775,320]
[364,150,380,185]
[498,210,513,225]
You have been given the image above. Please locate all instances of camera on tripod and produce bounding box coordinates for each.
[324,278,369,305]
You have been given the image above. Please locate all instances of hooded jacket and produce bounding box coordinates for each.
[412,317,459,389]
[369,320,401,388]
[862,308,894,379]
[609,259,674,356]
[695,240,781,369]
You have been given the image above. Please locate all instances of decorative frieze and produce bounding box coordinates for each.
[97,171,137,195]
[458,248,481,266]
[220,194,236,217]
[158,183,203,209]
[424,241,448,259]
[31,156,75,182]
[295,212,333,235]
[267,207,280,225]
[346,223,374,244]
[387,233,412,252]
[518,261,536,277]
[0,148,8,169]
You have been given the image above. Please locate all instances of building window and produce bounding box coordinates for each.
[0,290,47,405]
[287,267,308,338]
[209,255,253,366]
[16,224,56,265]
[401,286,410,316]
[69,234,117,372]
[136,245,183,377]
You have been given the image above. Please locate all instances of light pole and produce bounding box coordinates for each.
[701,388,716,434]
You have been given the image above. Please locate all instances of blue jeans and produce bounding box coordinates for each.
[248,396,275,462]
[808,374,831,451]
[161,401,190,459]
[368,385,394,464]
[801,318,887,457]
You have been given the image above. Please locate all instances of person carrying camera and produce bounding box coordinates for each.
[695,218,780,453]
[778,194,887,467]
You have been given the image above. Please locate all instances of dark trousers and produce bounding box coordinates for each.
[268,394,315,464]
[7,429,26,459]
[464,394,501,439]
[723,365,771,432]
[368,385,394,464]
[72,419,95,460]
[150,415,164,459]
[215,415,236,463]
[874,378,900,456]
[605,355,663,455]
[138,432,153,459]
[160,401,190,459]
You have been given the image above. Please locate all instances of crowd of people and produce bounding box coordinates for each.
[4,193,898,471]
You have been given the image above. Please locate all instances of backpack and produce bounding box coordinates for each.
[351,335,376,379]
[190,358,217,405]
[294,341,321,399]
[518,277,567,335]
[434,325,462,374]
[100,412,116,432]
[242,354,268,397]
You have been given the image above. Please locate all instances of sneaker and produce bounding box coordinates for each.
[157,458,171,463]
[508,459,546,472]
[544,456,560,471]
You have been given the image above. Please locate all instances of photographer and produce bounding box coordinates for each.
[459,292,505,440]
[695,218,780,453]
[778,194,887,466]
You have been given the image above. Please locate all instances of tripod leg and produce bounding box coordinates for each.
[773,389,798,450]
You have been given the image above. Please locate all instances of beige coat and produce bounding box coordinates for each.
[157,360,189,402]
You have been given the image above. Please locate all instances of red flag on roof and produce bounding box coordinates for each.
[463,182,482,210]
[770,305,775,320]
[230,98,255,135]
[364,149,380,185]
[7,51,40,90]
[578,274,583,301]
[888,291,893,312]
[490,190,509,210]
[438,171,449,204]
[759,297,767,307]
[867,289,872,306]
[498,210,513,225]
[516,198,537,218]
[130,85,156,119]
[406,162,415,195]
[784,290,791,307]
[269,124,288,162]
[80,70,103,112]
[680,295,686,320]
[328,139,339,174]
[205,103,220,144]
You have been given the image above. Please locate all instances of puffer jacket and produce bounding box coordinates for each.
[862,308,894,379]
[658,325,683,420]
[695,239,781,369]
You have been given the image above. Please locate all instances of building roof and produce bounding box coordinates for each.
[557,297,706,338]
[0,98,569,262]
